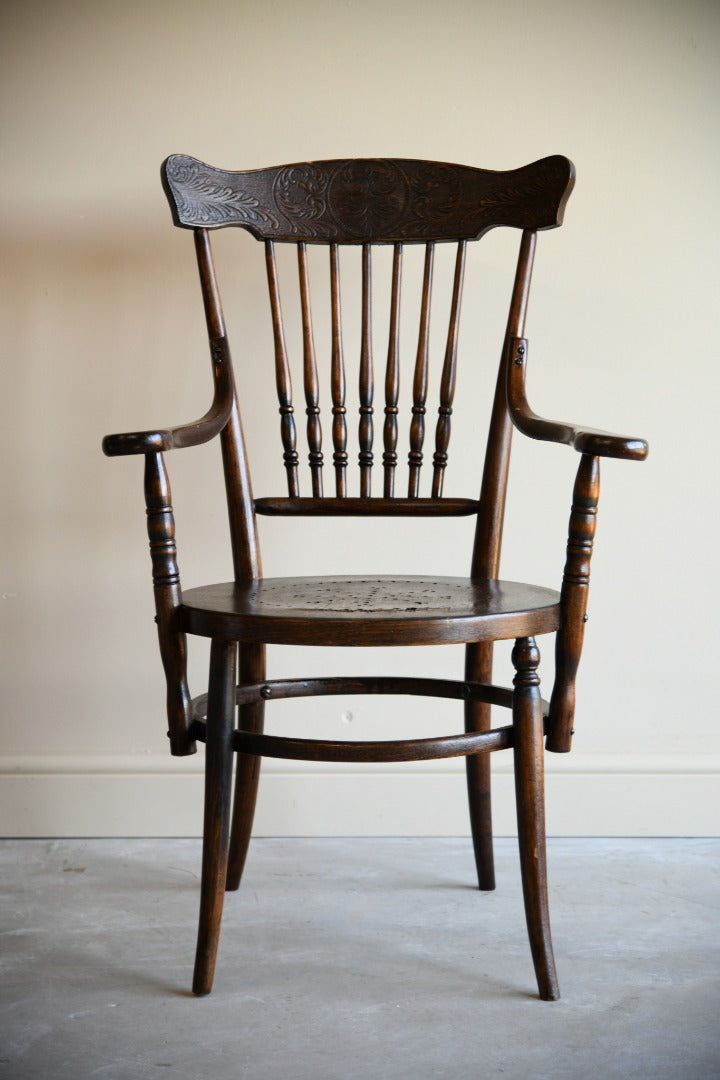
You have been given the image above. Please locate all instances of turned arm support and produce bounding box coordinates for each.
[506,337,648,461]
[143,450,195,756]
[102,338,234,457]
[545,453,600,752]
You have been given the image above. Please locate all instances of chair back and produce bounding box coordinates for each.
[161,155,575,580]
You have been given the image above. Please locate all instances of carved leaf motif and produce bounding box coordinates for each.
[274,165,331,237]
[166,156,279,228]
[406,163,463,222]
[164,155,574,240]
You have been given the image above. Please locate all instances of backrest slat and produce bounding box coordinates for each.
[297,243,324,497]
[408,243,435,498]
[432,241,467,497]
[265,240,300,497]
[359,244,374,498]
[383,243,403,498]
[329,244,348,497]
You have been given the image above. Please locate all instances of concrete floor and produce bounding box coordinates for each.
[1,838,718,1079]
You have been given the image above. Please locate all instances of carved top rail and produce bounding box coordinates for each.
[162,155,575,243]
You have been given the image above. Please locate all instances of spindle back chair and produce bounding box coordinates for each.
[104,154,647,1000]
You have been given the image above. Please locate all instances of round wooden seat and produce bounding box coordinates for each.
[179,575,561,646]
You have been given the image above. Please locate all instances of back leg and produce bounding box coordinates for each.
[464,642,495,890]
[512,636,559,1001]
[226,642,266,891]
[192,639,236,996]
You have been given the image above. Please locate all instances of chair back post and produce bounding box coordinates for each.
[194,228,261,582]
[471,228,537,580]
[465,229,537,863]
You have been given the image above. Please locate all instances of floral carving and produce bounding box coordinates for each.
[165,156,279,229]
[328,160,408,237]
[163,155,574,240]
[273,165,331,236]
[406,163,463,224]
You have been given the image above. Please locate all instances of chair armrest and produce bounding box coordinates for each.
[507,338,648,462]
[102,347,234,457]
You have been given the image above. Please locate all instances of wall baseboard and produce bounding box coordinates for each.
[1,753,718,837]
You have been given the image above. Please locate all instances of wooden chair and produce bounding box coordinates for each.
[103,155,647,999]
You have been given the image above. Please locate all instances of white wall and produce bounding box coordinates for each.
[2,0,718,836]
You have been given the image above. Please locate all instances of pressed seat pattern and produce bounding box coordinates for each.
[180,577,561,646]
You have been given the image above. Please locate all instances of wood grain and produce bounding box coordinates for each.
[162,155,575,242]
[179,576,560,647]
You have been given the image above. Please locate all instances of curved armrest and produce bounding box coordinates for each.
[102,344,234,457]
[507,338,648,462]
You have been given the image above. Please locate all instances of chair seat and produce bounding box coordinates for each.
[179,575,561,647]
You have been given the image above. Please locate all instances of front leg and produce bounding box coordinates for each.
[193,639,237,996]
[512,636,559,1001]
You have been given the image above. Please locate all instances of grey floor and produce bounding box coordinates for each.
[1,838,718,1079]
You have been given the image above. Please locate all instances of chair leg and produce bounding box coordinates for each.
[464,642,495,890]
[511,636,560,1001]
[192,639,236,997]
[226,642,266,892]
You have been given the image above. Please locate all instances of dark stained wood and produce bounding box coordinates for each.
[511,637,559,1000]
[472,229,537,580]
[162,155,575,242]
[329,243,348,496]
[195,229,262,582]
[407,243,434,496]
[265,240,300,496]
[507,337,649,461]
[432,241,466,497]
[546,454,600,753]
[192,639,236,996]
[466,228,538,889]
[464,641,496,890]
[383,243,403,497]
[358,244,374,497]
[298,242,324,495]
[226,642,265,891]
[232,724,513,763]
[178,576,560,647]
[105,152,648,1000]
[143,452,194,757]
[103,231,236,460]
[253,496,480,516]
[101,343,233,457]
[190,674,550,712]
